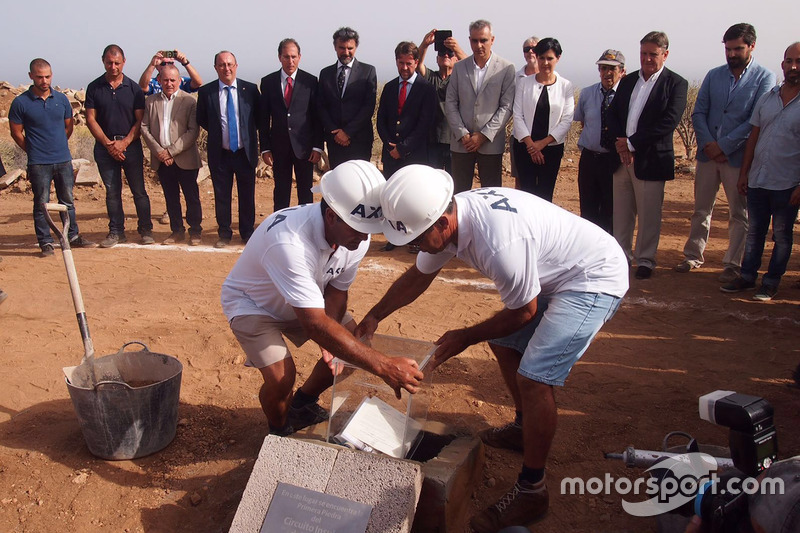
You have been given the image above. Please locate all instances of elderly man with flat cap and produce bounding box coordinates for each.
[574,49,626,234]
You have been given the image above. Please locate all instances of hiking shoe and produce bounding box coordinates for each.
[674,260,697,273]
[40,243,55,257]
[288,402,330,431]
[214,238,231,249]
[162,232,185,245]
[189,235,202,246]
[100,233,126,248]
[470,479,549,533]
[141,233,155,245]
[269,424,296,437]
[753,285,778,302]
[69,235,97,248]
[159,211,170,225]
[718,267,740,284]
[478,421,524,453]
[720,276,756,293]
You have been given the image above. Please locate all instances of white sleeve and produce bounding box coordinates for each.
[263,243,325,309]
[486,243,540,310]
[415,248,456,274]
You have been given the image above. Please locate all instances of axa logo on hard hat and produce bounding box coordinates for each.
[386,219,409,234]
[350,204,382,220]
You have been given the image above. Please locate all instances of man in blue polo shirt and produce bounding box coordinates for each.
[9,58,94,256]
[86,44,153,248]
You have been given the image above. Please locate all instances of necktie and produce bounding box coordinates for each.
[600,88,615,151]
[337,65,347,96]
[225,86,239,152]
[284,76,293,107]
[398,81,407,115]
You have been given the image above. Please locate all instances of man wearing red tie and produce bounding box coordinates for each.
[376,41,437,180]
[260,39,324,212]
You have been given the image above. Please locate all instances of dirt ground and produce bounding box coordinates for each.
[1,147,799,533]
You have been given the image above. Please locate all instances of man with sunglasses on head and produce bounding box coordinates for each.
[417,28,467,173]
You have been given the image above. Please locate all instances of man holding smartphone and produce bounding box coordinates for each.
[138,49,203,95]
[86,44,153,247]
[417,28,467,172]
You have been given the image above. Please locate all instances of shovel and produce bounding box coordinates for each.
[42,202,123,386]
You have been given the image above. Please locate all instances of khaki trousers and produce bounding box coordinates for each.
[612,164,665,269]
[682,160,747,269]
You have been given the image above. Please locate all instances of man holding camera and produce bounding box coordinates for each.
[85,44,153,248]
[138,50,203,95]
[417,28,467,172]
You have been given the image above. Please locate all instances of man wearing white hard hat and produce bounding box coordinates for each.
[221,160,424,436]
[356,165,628,531]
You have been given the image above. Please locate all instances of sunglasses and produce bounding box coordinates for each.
[523,46,536,53]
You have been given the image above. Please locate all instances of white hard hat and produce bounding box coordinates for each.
[312,160,386,234]
[381,165,454,246]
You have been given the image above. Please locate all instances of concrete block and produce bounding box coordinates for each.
[412,435,485,532]
[229,435,338,533]
[75,162,101,186]
[0,169,24,190]
[326,449,422,533]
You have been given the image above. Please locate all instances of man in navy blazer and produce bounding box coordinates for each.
[608,31,687,279]
[317,27,377,169]
[197,51,260,248]
[674,23,775,282]
[376,41,437,179]
[260,39,323,212]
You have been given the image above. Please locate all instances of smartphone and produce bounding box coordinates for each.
[161,50,177,58]
[434,30,452,52]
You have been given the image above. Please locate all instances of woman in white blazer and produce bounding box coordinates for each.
[512,38,574,202]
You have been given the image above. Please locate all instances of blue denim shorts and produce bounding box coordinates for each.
[489,291,622,386]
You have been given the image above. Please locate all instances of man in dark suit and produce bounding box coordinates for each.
[197,50,260,248]
[317,27,377,169]
[376,41,437,179]
[260,39,323,212]
[607,31,687,279]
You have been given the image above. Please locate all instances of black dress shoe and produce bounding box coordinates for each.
[635,266,653,279]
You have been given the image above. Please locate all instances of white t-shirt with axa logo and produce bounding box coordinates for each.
[221,203,370,322]
[416,188,629,310]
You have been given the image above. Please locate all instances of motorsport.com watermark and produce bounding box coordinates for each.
[560,453,785,517]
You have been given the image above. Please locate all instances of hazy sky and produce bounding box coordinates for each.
[2,1,797,91]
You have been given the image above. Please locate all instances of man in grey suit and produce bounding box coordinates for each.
[141,63,203,245]
[445,19,515,193]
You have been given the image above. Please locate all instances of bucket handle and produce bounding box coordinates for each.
[116,341,151,355]
[94,380,134,390]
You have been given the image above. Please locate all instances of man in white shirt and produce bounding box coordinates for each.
[356,165,628,531]
[445,19,515,193]
[221,161,423,436]
[607,31,688,280]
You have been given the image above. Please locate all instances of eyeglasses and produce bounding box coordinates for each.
[523,46,536,53]
[438,50,455,58]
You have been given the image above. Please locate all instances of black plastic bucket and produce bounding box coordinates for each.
[64,342,183,460]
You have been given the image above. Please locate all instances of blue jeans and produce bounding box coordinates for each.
[94,141,152,235]
[741,187,799,288]
[29,161,78,246]
[490,291,622,387]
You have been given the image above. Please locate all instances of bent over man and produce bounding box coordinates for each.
[356,166,628,531]
[221,161,423,436]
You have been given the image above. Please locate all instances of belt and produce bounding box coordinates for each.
[582,148,615,158]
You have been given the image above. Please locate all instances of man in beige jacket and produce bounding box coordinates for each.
[141,63,203,245]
